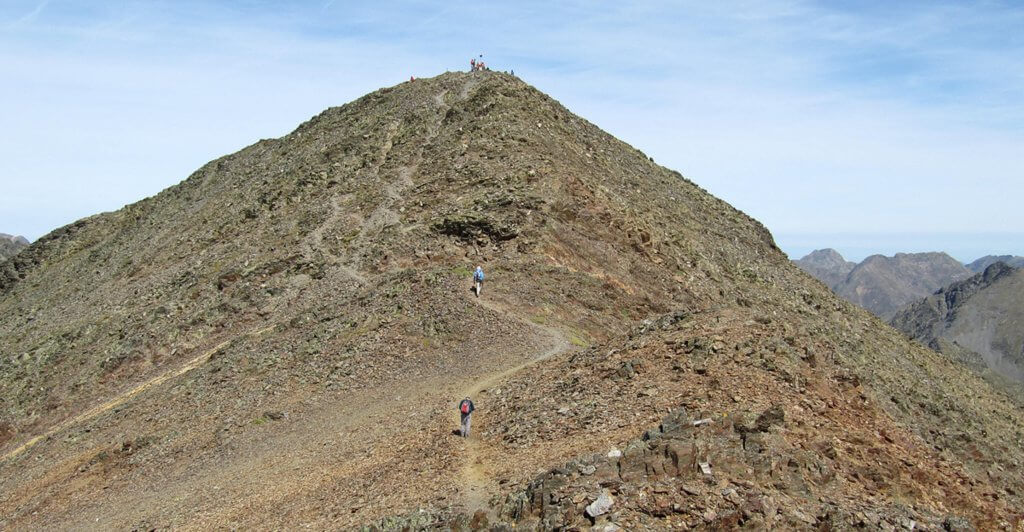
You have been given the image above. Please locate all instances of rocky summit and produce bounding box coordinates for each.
[0,233,29,262]
[793,248,855,289]
[2,72,1023,530]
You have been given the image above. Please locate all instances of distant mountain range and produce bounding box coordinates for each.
[966,255,1024,272]
[794,249,971,319]
[891,262,1024,383]
[0,233,29,262]
[796,248,1024,384]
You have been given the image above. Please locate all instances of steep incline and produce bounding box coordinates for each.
[1,72,1023,529]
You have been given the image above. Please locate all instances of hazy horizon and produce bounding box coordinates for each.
[779,232,1024,264]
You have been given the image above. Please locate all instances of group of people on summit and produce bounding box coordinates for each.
[469,55,487,72]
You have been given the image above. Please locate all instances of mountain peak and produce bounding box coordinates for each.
[793,248,855,288]
[3,72,1024,529]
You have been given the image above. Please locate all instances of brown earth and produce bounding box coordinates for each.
[1,72,1023,530]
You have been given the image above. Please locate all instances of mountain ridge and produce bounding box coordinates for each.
[967,254,1024,273]
[793,249,973,319]
[891,262,1024,384]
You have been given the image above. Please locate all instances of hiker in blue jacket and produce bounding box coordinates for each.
[473,266,485,297]
[458,397,475,437]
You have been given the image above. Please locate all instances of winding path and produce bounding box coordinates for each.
[457,295,574,515]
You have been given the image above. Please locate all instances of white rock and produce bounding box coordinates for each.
[585,489,614,518]
[607,448,622,458]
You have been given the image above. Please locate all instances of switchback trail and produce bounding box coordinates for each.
[457,294,574,515]
[0,323,277,463]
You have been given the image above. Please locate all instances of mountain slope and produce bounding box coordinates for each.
[2,72,1023,530]
[832,252,971,319]
[0,233,28,262]
[891,262,1024,383]
[793,248,855,289]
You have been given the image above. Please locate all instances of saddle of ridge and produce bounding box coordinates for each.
[1,71,1022,529]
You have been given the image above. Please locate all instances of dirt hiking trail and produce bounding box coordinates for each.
[456,294,575,515]
[1,323,278,463]
[1,275,577,528]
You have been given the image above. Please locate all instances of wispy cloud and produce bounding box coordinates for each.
[2,0,48,30]
[0,1,1021,258]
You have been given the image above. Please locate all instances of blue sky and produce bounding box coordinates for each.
[1,1,1021,262]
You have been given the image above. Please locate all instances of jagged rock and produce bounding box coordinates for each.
[754,404,785,432]
[942,515,974,531]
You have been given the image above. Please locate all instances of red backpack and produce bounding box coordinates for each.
[461,401,470,414]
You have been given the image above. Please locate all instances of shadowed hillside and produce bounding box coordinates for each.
[892,262,1024,385]
[2,72,1023,530]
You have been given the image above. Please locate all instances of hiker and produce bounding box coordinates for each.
[458,397,475,437]
[473,265,485,297]
[470,58,476,72]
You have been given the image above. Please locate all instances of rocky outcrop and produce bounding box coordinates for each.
[793,248,855,289]
[477,405,968,530]
[892,262,1024,382]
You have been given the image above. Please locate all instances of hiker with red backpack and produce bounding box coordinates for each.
[458,397,475,437]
